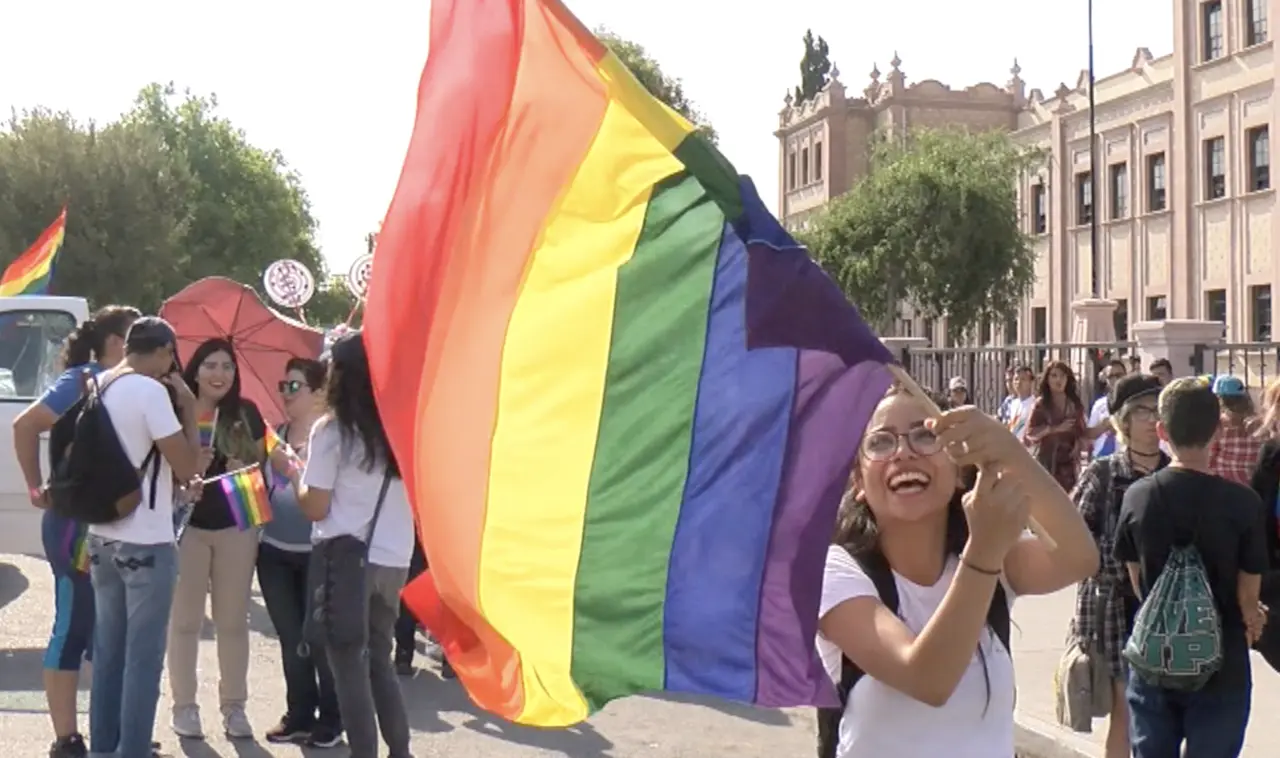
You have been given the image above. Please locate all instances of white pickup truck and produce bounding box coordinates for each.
[0,296,90,555]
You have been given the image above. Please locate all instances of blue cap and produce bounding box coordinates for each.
[1212,375,1247,397]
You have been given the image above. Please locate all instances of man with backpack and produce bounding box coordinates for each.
[1113,377,1269,758]
[49,317,203,758]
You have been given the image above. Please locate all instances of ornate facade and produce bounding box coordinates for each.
[776,0,1277,345]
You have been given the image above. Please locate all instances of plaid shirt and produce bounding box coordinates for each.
[1069,451,1168,679]
[1209,419,1264,486]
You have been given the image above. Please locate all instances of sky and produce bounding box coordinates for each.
[2,0,1174,275]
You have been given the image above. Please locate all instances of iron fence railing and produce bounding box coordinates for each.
[903,342,1137,415]
[1193,342,1280,391]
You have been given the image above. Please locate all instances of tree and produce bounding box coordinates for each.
[0,83,329,314]
[596,29,718,145]
[800,129,1041,339]
[794,30,832,104]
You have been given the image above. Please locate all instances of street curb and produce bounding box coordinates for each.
[1014,714,1101,758]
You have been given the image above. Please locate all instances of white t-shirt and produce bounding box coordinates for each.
[89,374,182,546]
[817,546,1016,758]
[1088,396,1116,458]
[1006,395,1035,443]
[303,417,414,568]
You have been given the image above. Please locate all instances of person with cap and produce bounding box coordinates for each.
[1208,375,1262,486]
[946,376,969,409]
[1065,373,1168,758]
[84,316,205,758]
[1247,380,1280,674]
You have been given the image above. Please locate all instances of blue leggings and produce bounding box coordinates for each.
[41,510,94,671]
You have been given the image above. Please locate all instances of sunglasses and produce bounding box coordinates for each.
[861,426,942,462]
[278,379,306,395]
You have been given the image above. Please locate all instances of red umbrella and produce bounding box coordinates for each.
[159,277,324,426]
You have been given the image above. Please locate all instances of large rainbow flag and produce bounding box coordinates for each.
[364,0,894,727]
[0,207,66,296]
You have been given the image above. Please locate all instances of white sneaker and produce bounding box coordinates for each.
[171,705,204,739]
[223,707,253,739]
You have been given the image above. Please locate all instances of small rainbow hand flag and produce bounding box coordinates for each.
[220,467,273,530]
[197,409,218,449]
[0,206,66,296]
[62,519,89,573]
[263,426,300,475]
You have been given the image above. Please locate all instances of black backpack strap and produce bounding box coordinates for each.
[988,580,1012,653]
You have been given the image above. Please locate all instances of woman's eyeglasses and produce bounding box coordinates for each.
[861,426,942,462]
[278,379,305,395]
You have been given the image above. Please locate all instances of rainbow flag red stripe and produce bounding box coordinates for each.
[1,207,66,296]
[220,468,273,530]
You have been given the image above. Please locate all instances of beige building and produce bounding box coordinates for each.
[776,0,1276,346]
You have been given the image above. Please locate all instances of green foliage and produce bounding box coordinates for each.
[800,129,1041,338]
[794,30,832,104]
[596,28,718,145]
[0,83,329,314]
[306,278,359,327]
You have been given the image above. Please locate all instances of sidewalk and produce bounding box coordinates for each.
[1011,587,1280,757]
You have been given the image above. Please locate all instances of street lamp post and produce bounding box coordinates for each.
[1088,0,1100,297]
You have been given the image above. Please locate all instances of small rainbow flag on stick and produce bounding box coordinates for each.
[62,519,89,573]
[197,409,218,449]
[219,467,273,530]
[1,206,67,296]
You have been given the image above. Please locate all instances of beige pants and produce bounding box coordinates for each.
[167,525,260,710]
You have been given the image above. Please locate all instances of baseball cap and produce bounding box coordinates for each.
[124,316,177,354]
[1108,373,1162,415]
[1212,375,1247,397]
[948,376,967,391]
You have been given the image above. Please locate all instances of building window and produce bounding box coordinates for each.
[1205,288,1227,323]
[1114,299,1129,341]
[1031,183,1047,233]
[1203,0,1224,61]
[923,318,935,343]
[1110,163,1129,219]
[1204,137,1226,199]
[801,147,810,185]
[1075,172,1093,225]
[1004,319,1018,345]
[787,151,796,190]
[814,142,824,181]
[1147,295,1168,320]
[1032,307,1048,344]
[1147,152,1167,211]
[1247,0,1268,46]
[1252,285,1272,341]
[1249,126,1270,191]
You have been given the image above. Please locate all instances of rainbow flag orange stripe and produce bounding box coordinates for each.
[220,468,273,530]
[1,207,66,296]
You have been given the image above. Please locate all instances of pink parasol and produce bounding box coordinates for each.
[159,277,324,426]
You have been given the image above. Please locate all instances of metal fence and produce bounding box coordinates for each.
[902,342,1138,415]
[1193,342,1280,390]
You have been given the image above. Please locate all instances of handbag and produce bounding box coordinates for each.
[301,468,393,653]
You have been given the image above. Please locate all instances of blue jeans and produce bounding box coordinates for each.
[1127,671,1251,758]
[87,537,177,758]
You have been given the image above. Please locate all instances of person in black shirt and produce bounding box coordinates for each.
[1114,377,1268,758]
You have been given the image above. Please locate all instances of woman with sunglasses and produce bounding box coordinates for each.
[255,358,344,747]
[817,386,1097,757]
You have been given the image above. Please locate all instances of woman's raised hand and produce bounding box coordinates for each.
[961,467,1031,571]
[928,406,1026,470]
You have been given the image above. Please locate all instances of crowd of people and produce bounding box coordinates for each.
[818,355,1276,757]
[13,305,1280,758]
[12,306,439,758]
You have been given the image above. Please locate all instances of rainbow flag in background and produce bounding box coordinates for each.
[62,519,89,573]
[220,467,273,530]
[364,0,893,728]
[197,409,217,449]
[0,207,66,296]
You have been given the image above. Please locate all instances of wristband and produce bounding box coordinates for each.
[960,555,1002,577]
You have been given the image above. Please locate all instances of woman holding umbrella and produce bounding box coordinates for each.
[166,337,289,740]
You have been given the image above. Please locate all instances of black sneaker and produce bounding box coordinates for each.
[49,734,87,758]
[307,725,343,749]
[441,658,457,680]
[395,653,414,677]
[264,716,312,744]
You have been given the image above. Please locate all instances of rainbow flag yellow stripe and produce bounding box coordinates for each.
[1,207,66,296]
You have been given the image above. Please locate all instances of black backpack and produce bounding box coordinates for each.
[47,371,160,525]
[815,548,1011,758]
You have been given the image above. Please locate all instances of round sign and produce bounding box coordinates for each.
[347,253,374,300]
[262,259,316,309]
